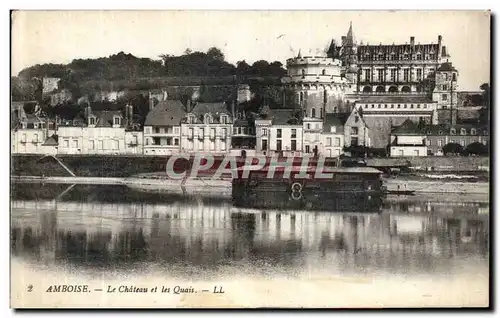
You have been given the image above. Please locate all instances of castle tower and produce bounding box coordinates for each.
[433,62,459,125]
[340,22,358,84]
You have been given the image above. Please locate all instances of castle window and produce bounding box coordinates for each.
[220,115,228,124]
[444,74,448,81]
[391,104,394,108]
[450,128,456,135]
[301,69,305,78]
[460,128,466,135]
[371,104,375,108]
[113,116,121,126]
[378,104,381,109]
[452,73,457,81]
[322,69,326,75]
[398,104,401,108]
[385,104,388,108]
[416,53,422,60]
[471,128,476,135]
[423,104,427,108]
[417,104,420,108]
[410,104,414,108]
[404,104,407,109]
[442,85,448,91]
[89,117,95,125]
[442,94,448,101]
[312,108,316,118]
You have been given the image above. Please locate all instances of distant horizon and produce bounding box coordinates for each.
[11,11,490,91]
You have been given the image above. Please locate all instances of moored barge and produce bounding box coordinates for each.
[232,163,386,212]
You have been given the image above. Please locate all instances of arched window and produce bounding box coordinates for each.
[323,90,328,104]
[322,69,326,75]
[311,108,316,118]
[301,69,306,78]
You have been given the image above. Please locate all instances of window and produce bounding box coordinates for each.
[450,128,456,135]
[188,115,195,124]
[322,69,326,75]
[311,108,316,118]
[262,139,268,151]
[89,140,95,149]
[351,136,359,146]
[444,74,448,81]
[276,140,282,151]
[155,127,160,133]
[443,85,448,91]
[199,128,204,140]
[320,108,323,118]
[326,137,332,146]
[174,138,179,146]
[73,140,79,148]
[114,117,121,125]
[34,123,38,129]
[291,129,297,138]
[330,126,336,133]
[189,128,194,139]
[33,133,38,142]
[233,127,238,134]
[460,128,466,135]
[323,91,327,104]
[98,140,104,150]
[410,104,414,109]
[221,141,226,151]
[398,104,401,108]
[222,128,227,138]
[262,128,268,136]
[414,150,419,156]
[276,129,282,138]
[364,69,371,81]
[334,138,341,147]
[220,115,227,124]
[416,69,422,80]
[205,114,212,124]
[210,128,216,139]
[471,128,477,135]
[355,116,359,123]
[390,69,396,81]
[198,140,204,150]
[442,93,448,100]
[64,139,69,148]
[305,145,310,153]
[391,104,394,108]
[351,127,358,135]
[145,127,151,134]
[291,140,297,151]
[174,127,180,134]
[460,140,466,147]
[113,140,119,150]
[307,123,311,130]
[403,69,410,81]
[377,69,384,82]
[438,139,443,147]
[427,139,431,146]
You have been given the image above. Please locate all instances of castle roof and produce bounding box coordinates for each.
[357,95,434,104]
[391,119,422,135]
[437,62,458,72]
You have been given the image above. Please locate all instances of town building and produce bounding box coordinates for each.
[339,107,371,148]
[231,116,257,157]
[422,124,489,156]
[255,107,303,156]
[389,119,427,157]
[180,100,233,154]
[143,100,185,156]
[321,113,345,158]
[11,103,56,154]
[56,103,143,155]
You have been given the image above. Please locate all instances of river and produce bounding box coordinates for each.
[10,182,490,308]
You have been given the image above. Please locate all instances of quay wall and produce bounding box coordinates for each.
[11,154,490,178]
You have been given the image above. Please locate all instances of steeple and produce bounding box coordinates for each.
[345,21,355,46]
[326,39,337,58]
[297,49,302,58]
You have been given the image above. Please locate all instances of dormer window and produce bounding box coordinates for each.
[460,128,466,135]
[187,114,196,124]
[113,116,121,126]
[33,123,38,129]
[450,128,456,135]
[89,116,96,126]
[204,114,212,124]
[471,128,476,135]
[220,114,228,124]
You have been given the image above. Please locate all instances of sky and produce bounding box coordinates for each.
[11,10,490,91]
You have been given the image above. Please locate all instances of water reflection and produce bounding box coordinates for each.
[11,182,489,278]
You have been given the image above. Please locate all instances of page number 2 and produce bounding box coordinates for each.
[27,284,33,292]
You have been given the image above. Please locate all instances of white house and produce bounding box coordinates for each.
[180,101,233,154]
[390,119,427,157]
[321,113,345,158]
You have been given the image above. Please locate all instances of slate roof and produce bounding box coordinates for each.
[421,124,489,136]
[93,110,123,128]
[437,62,457,72]
[357,96,434,104]
[270,109,302,125]
[323,113,345,133]
[42,134,58,146]
[144,100,187,126]
[391,119,423,135]
[189,102,231,123]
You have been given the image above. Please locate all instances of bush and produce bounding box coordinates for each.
[442,142,463,156]
[463,142,489,156]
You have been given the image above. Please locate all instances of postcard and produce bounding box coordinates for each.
[10,10,490,308]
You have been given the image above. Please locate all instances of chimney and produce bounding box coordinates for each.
[410,36,415,46]
[126,103,133,126]
[231,100,236,120]
[441,46,447,57]
[84,102,92,118]
[186,99,192,113]
[438,35,442,44]
[149,92,154,111]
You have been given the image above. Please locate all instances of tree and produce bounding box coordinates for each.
[236,60,251,75]
[442,142,463,156]
[464,142,488,156]
[184,48,193,55]
[480,83,490,108]
[207,47,225,62]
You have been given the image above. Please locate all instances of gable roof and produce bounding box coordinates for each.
[92,110,123,128]
[190,102,230,121]
[144,100,187,126]
[323,113,344,133]
[42,134,59,146]
[270,109,302,125]
[391,119,423,135]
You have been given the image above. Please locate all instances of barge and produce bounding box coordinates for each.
[231,163,386,212]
